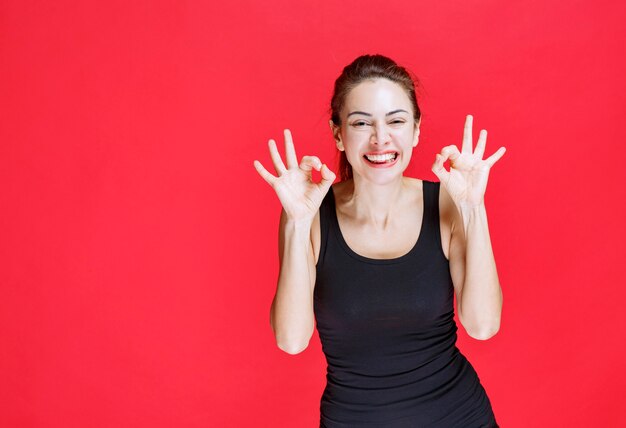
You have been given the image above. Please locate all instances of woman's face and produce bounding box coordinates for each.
[331,78,420,184]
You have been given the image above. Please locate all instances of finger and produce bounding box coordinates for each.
[253,160,277,186]
[268,139,287,174]
[485,147,506,168]
[441,145,461,163]
[300,155,322,172]
[318,164,337,191]
[462,115,473,154]
[431,153,450,184]
[475,129,487,159]
[283,129,299,169]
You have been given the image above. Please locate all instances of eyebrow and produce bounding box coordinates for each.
[347,109,409,118]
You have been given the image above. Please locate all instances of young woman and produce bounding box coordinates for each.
[253,54,505,427]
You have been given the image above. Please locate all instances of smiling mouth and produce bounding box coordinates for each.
[363,152,398,164]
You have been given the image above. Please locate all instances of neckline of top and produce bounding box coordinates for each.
[329,180,428,265]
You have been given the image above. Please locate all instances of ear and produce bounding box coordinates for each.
[329,119,344,152]
[412,120,421,148]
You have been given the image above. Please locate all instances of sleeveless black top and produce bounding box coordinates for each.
[313,180,498,427]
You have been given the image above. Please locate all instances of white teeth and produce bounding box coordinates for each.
[365,153,397,161]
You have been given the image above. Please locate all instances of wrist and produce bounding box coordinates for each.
[285,217,314,230]
[458,203,487,235]
[458,202,486,214]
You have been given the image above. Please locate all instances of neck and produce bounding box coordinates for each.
[346,175,406,229]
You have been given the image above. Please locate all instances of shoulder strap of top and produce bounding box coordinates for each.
[423,180,439,220]
[422,180,445,256]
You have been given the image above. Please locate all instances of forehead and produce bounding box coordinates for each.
[344,78,411,112]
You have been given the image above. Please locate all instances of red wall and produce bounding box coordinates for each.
[1,1,625,426]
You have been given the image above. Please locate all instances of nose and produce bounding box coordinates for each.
[372,123,391,145]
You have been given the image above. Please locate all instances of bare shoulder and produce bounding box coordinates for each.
[437,179,450,205]
[311,208,321,266]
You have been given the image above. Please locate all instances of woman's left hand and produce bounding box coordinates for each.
[431,115,506,208]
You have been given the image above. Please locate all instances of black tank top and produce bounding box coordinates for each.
[313,180,498,427]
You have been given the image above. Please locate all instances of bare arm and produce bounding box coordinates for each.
[447,192,502,340]
[434,115,506,341]
[254,128,335,355]
[270,208,317,354]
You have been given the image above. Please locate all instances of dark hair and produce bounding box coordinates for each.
[329,54,422,181]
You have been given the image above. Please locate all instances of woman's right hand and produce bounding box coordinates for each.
[253,129,336,223]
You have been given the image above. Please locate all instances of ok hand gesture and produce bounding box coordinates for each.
[253,129,336,223]
[431,115,506,208]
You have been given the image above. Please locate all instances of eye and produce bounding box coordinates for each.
[353,121,369,127]
[390,119,405,124]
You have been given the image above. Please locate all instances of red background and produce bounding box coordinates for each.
[2,1,625,426]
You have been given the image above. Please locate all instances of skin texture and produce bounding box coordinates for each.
[254,77,506,353]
